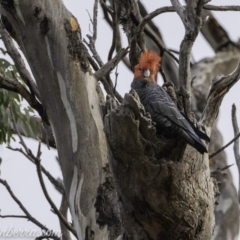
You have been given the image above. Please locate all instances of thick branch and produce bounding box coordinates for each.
[171,0,206,91]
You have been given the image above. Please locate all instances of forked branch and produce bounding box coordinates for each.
[170,0,209,91]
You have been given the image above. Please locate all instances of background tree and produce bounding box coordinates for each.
[0,0,240,240]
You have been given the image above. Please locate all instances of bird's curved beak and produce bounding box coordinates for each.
[143,69,150,78]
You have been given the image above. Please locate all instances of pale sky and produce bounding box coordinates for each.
[0,1,240,239]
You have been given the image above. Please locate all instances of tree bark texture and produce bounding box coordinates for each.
[0,1,218,239]
[105,91,216,239]
[0,1,121,239]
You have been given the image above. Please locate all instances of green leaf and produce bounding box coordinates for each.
[21,119,31,137]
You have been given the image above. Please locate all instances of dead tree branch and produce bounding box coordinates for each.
[95,47,129,80]
[170,0,208,91]
[35,152,77,238]
[200,63,240,128]
[136,6,175,36]
[0,179,51,232]
[9,109,64,195]
[107,0,121,61]
[232,104,240,203]
[209,132,240,159]
[7,130,76,237]
[204,5,240,11]
[84,0,123,103]
[7,146,65,195]
[0,215,28,219]
[9,108,76,237]
[211,164,234,177]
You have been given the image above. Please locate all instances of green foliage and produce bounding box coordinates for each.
[0,55,41,145]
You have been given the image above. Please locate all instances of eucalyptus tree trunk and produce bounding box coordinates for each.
[0,1,121,239]
[0,1,228,240]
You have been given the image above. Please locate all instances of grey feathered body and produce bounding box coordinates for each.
[131,79,209,154]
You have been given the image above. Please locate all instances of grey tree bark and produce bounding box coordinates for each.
[1,1,239,240]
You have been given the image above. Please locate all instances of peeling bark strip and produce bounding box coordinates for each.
[105,92,215,239]
[57,72,78,153]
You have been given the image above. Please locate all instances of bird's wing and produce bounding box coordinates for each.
[149,85,194,133]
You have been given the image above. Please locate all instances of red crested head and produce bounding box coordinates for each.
[134,51,161,83]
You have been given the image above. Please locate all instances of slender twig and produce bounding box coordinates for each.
[86,9,94,26]
[35,156,77,238]
[100,0,114,16]
[136,6,174,37]
[168,49,180,55]
[85,0,123,103]
[209,132,240,159]
[92,0,98,42]
[84,0,104,67]
[231,104,240,203]
[35,236,61,240]
[6,128,77,238]
[0,215,28,219]
[204,5,240,11]
[130,0,145,51]
[143,26,179,64]
[9,108,65,195]
[100,1,132,71]
[160,68,167,83]
[7,146,65,195]
[0,179,49,231]
[114,64,119,92]
[211,164,234,176]
[27,139,75,237]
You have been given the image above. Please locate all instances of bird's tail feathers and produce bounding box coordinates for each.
[187,130,208,154]
[181,112,210,142]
